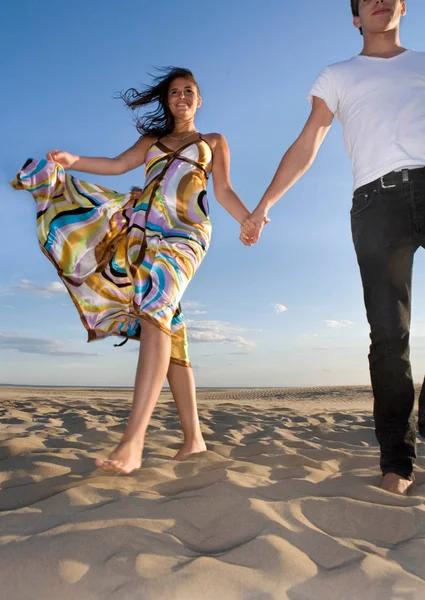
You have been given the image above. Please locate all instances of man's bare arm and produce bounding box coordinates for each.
[241,97,334,245]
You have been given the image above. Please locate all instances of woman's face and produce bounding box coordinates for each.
[167,77,201,121]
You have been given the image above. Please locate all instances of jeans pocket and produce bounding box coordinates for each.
[410,178,425,204]
[350,189,377,217]
[410,179,425,232]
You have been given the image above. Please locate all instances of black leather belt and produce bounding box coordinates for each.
[354,167,425,196]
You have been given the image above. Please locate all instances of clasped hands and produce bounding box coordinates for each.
[240,208,270,246]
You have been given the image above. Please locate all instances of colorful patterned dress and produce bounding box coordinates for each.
[10,135,213,367]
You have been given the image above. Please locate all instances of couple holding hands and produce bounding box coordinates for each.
[11,0,425,496]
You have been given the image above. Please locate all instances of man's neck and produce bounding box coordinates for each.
[360,28,406,58]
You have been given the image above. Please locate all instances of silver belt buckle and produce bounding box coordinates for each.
[380,176,396,189]
[380,169,410,188]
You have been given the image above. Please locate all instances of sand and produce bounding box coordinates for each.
[0,385,424,600]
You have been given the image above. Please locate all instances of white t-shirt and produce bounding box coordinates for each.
[308,50,425,190]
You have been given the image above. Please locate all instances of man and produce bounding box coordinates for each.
[242,0,425,495]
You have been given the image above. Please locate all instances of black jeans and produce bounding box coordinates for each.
[351,167,425,480]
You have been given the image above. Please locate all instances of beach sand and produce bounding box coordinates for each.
[0,385,424,600]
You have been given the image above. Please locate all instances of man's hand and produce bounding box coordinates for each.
[240,209,270,246]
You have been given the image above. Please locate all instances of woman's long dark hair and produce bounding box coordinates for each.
[119,67,200,138]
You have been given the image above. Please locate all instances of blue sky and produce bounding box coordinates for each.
[1,0,425,387]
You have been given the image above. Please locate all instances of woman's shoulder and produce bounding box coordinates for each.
[138,134,158,147]
[132,134,159,157]
[201,133,226,150]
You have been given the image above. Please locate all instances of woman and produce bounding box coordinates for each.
[11,67,259,474]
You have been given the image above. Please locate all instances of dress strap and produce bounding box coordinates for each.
[198,133,214,157]
[145,136,161,156]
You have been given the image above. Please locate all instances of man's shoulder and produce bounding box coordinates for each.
[322,57,360,76]
[408,49,425,60]
[323,49,425,73]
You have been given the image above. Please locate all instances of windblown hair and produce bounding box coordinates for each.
[119,67,200,138]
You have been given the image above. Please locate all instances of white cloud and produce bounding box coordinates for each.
[272,303,287,314]
[324,320,354,328]
[202,351,249,357]
[5,279,68,299]
[183,301,207,315]
[0,333,100,357]
[46,281,67,294]
[184,301,204,309]
[186,319,255,349]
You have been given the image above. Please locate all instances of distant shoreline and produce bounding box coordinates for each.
[0,383,376,391]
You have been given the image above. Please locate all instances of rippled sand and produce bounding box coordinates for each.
[0,385,424,600]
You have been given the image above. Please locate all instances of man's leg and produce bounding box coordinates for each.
[417,379,425,438]
[416,174,425,438]
[351,185,418,493]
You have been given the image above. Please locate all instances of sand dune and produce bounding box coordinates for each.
[0,385,424,600]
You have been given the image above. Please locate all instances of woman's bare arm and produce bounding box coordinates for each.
[47,135,156,175]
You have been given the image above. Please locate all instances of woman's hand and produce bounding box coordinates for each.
[240,209,270,246]
[46,150,79,170]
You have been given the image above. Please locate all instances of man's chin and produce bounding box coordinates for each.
[369,23,397,34]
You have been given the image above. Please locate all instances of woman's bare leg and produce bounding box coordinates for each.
[96,320,171,474]
[167,362,207,460]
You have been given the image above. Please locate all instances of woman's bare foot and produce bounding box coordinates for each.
[380,473,414,495]
[95,439,143,474]
[173,438,207,461]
